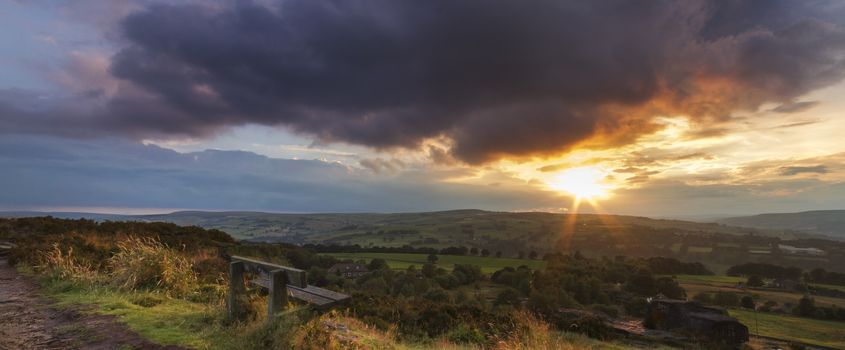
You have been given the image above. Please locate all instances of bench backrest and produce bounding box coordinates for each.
[231,255,307,288]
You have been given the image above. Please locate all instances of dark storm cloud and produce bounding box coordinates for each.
[4,0,845,163]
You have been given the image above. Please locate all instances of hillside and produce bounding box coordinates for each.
[3,209,789,245]
[718,210,845,239]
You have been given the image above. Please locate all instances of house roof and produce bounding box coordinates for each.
[329,263,369,272]
[689,312,742,323]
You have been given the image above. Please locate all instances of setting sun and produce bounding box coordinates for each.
[548,166,610,200]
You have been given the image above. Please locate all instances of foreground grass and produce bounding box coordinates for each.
[42,278,230,349]
[729,309,845,349]
[38,277,666,350]
[322,252,545,273]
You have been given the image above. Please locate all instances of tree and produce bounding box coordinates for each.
[529,250,538,260]
[655,277,686,300]
[740,296,756,310]
[480,249,490,257]
[794,296,817,317]
[469,247,478,255]
[422,263,437,278]
[427,254,439,264]
[495,251,502,258]
[747,275,765,287]
[624,269,657,296]
[368,258,388,271]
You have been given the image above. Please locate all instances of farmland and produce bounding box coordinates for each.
[321,252,545,273]
[729,309,845,349]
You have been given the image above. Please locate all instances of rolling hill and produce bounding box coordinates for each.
[717,210,845,239]
[1,209,798,248]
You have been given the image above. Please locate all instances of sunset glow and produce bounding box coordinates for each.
[548,167,610,200]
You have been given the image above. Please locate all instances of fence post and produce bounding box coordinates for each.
[268,269,289,320]
[227,261,245,320]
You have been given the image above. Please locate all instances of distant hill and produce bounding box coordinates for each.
[1,208,802,247]
[717,210,845,239]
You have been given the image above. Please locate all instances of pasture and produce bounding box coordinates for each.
[730,309,845,349]
[321,252,545,273]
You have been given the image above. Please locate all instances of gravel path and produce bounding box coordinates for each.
[0,257,188,350]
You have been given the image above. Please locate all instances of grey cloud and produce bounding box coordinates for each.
[359,157,405,174]
[0,136,563,212]
[4,0,845,163]
[771,101,820,114]
[780,165,829,176]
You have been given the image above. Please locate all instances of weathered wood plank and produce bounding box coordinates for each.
[231,256,307,288]
[249,277,350,307]
[226,261,245,320]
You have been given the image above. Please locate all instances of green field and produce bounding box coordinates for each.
[322,252,545,273]
[729,309,845,349]
[672,274,744,286]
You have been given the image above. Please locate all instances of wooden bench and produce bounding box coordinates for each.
[0,241,16,257]
[227,256,350,322]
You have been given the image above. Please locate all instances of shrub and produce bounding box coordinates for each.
[747,275,765,287]
[794,296,816,317]
[692,292,713,304]
[447,323,485,345]
[109,236,197,297]
[713,291,740,307]
[495,288,521,307]
[740,296,755,310]
[623,297,649,317]
[759,300,778,312]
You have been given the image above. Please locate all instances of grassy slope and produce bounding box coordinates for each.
[137,210,778,244]
[322,252,545,273]
[730,309,845,349]
[718,210,845,238]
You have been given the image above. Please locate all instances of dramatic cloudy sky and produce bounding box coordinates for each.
[2,0,845,216]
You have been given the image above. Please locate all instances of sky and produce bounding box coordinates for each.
[2,0,845,217]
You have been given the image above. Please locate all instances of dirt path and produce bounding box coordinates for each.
[0,257,188,350]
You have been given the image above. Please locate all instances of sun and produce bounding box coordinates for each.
[548,166,610,200]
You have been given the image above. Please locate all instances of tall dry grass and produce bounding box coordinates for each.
[38,243,99,283]
[109,236,197,297]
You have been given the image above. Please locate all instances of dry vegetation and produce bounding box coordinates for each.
[6,217,666,349]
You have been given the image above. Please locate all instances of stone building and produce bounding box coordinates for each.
[328,263,370,278]
[645,298,748,344]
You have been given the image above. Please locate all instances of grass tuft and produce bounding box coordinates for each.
[109,236,198,297]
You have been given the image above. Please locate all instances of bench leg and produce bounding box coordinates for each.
[268,269,288,320]
[227,261,245,320]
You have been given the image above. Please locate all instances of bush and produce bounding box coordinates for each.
[740,296,755,310]
[446,323,485,345]
[747,275,765,287]
[495,288,521,307]
[623,297,649,317]
[713,291,740,307]
[109,236,197,297]
[692,292,713,304]
[794,296,816,317]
